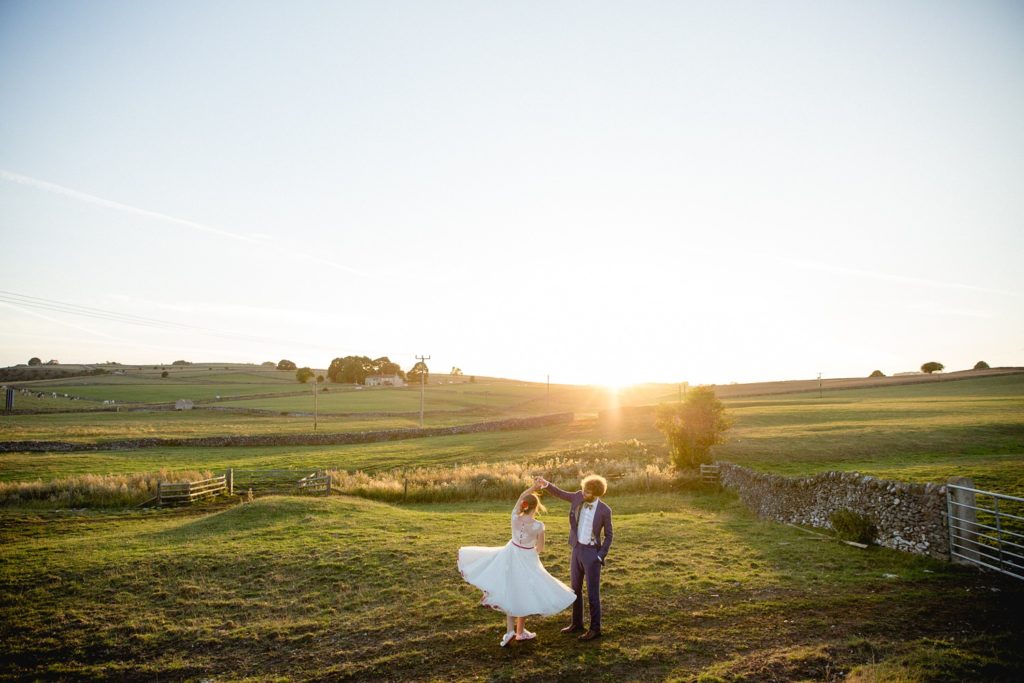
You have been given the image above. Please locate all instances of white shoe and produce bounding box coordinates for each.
[500,631,515,647]
[516,629,536,641]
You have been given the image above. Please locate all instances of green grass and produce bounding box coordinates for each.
[1,493,1020,681]
[0,420,613,481]
[0,408,488,443]
[217,384,532,413]
[3,373,1022,494]
[1,371,1022,680]
[713,374,1024,492]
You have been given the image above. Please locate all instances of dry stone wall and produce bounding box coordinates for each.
[717,462,950,559]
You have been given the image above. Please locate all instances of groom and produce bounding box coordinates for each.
[535,474,612,641]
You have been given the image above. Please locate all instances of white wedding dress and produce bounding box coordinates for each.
[458,511,576,617]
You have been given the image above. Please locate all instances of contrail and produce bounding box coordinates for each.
[0,169,373,277]
[776,254,1019,297]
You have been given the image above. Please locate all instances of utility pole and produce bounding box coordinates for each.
[313,374,319,431]
[818,372,822,399]
[416,354,431,427]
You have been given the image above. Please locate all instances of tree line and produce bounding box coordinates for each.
[272,355,440,385]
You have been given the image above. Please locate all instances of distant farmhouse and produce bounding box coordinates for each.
[365,375,405,387]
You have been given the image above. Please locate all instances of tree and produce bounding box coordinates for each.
[261,361,276,368]
[371,356,405,380]
[921,361,944,374]
[27,357,41,366]
[296,367,315,384]
[316,374,325,384]
[327,355,372,384]
[974,361,990,370]
[869,370,885,378]
[161,371,169,378]
[450,366,463,376]
[172,360,191,366]
[277,359,297,371]
[407,360,430,385]
[325,355,407,384]
[655,385,730,469]
[45,360,60,365]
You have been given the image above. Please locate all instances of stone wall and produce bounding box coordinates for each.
[717,462,950,559]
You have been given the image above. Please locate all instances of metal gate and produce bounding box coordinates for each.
[947,483,1024,580]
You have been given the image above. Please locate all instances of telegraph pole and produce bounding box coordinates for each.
[818,372,822,399]
[313,375,318,431]
[416,354,431,427]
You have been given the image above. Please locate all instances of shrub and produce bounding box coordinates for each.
[829,509,877,545]
[326,440,683,503]
[974,361,990,370]
[0,470,215,509]
[161,371,169,378]
[869,370,885,378]
[655,386,730,469]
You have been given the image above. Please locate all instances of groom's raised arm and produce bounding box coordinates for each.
[539,478,575,503]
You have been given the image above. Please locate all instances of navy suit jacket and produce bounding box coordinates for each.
[545,483,613,563]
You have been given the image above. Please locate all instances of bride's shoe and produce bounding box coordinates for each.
[500,631,516,647]
[516,629,536,641]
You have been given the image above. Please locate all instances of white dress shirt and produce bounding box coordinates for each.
[577,498,600,546]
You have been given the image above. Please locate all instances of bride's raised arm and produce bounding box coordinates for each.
[512,481,539,515]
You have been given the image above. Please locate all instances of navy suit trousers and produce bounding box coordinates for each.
[570,543,602,631]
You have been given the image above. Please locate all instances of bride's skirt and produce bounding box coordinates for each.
[458,542,576,617]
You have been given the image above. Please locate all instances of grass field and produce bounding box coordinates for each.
[0,421,607,482]
[0,409,490,443]
[713,373,1024,493]
[1,493,1021,682]
[5,373,1021,493]
[1,367,1023,681]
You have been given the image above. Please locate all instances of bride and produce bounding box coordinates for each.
[457,481,576,646]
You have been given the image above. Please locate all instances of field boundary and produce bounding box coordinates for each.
[0,412,574,453]
[718,462,950,558]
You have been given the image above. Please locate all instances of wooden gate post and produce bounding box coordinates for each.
[156,481,162,506]
[226,468,233,495]
[948,476,979,564]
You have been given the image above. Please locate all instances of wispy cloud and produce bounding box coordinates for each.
[0,300,120,340]
[777,255,1019,297]
[0,169,373,278]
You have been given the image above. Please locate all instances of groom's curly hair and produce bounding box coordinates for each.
[581,474,608,497]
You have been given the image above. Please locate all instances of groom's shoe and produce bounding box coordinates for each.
[561,624,584,634]
[579,629,602,641]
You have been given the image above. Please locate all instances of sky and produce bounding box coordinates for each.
[1,0,1022,387]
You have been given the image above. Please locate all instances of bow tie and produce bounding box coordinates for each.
[583,502,594,510]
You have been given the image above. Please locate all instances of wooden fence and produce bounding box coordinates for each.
[155,468,331,506]
[700,464,721,484]
[230,468,332,497]
[157,473,229,506]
